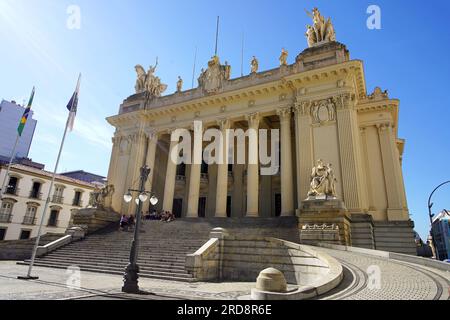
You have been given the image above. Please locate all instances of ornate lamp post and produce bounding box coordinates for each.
[427,180,450,261]
[122,165,158,293]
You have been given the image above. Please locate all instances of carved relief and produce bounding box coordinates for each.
[311,98,336,125]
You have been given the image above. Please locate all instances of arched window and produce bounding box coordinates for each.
[0,199,16,223]
[23,203,39,225]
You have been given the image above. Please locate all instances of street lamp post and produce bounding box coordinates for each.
[122,165,158,294]
[427,180,450,261]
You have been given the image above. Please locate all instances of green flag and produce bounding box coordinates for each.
[17,87,35,136]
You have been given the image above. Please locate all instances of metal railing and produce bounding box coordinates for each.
[0,213,13,223]
[72,199,83,207]
[47,219,59,227]
[22,216,36,225]
[4,187,20,196]
[52,195,64,204]
[29,191,43,200]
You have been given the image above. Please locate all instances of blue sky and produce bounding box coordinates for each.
[0,0,449,240]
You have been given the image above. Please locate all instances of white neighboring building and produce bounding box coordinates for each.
[0,100,37,159]
[0,164,100,241]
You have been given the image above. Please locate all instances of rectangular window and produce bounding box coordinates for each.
[19,230,31,240]
[48,210,59,227]
[23,206,37,225]
[6,177,18,195]
[0,228,6,241]
[73,191,82,206]
[30,182,42,199]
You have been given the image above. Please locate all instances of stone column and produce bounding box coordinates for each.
[127,130,148,215]
[162,131,179,213]
[186,123,203,218]
[215,119,231,217]
[106,134,121,210]
[377,123,405,220]
[277,107,295,216]
[334,93,367,212]
[246,113,260,217]
[144,130,159,192]
[294,100,313,205]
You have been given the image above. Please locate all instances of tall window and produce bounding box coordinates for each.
[23,205,37,225]
[48,209,59,227]
[52,186,64,204]
[73,191,82,207]
[0,201,14,223]
[30,182,42,199]
[0,228,6,241]
[5,177,18,195]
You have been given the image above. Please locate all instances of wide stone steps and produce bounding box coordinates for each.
[28,255,187,269]
[18,261,194,281]
[40,254,187,265]
[20,258,189,274]
[20,218,300,282]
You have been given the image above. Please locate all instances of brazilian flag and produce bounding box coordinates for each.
[17,87,35,136]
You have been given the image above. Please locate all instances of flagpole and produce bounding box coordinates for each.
[19,75,80,280]
[20,114,71,279]
[0,134,20,199]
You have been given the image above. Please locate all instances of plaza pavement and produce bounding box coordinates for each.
[0,246,448,300]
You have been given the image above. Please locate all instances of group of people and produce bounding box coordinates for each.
[119,210,176,230]
[119,214,136,231]
[144,210,176,223]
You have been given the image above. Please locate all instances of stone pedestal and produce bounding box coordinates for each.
[297,199,352,246]
[72,208,121,235]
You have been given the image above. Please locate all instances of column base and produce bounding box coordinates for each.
[246,212,259,218]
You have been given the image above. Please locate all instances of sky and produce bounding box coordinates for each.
[0,0,449,240]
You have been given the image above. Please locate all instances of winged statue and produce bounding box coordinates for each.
[305,8,336,47]
[134,58,167,97]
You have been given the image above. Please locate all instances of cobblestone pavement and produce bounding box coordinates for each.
[316,248,450,300]
[0,248,448,300]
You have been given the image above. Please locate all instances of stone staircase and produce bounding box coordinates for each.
[18,217,300,282]
[0,233,65,260]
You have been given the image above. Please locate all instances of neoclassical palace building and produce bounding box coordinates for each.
[104,9,415,254]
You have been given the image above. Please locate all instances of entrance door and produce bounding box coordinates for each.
[198,197,206,218]
[275,194,282,217]
[173,199,183,218]
[226,196,232,218]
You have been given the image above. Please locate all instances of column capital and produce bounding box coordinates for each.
[332,92,356,111]
[293,100,311,117]
[276,107,292,121]
[217,118,231,130]
[245,112,260,128]
[145,129,160,141]
[376,122,393,133]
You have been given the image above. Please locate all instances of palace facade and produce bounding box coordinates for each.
[104,10,415,254]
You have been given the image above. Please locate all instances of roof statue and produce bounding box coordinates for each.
[305,8,336,47]
[134,58,167,97]
[198,55,229,94]
[251,56,259,74]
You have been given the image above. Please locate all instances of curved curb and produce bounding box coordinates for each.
[250,240,344,300]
